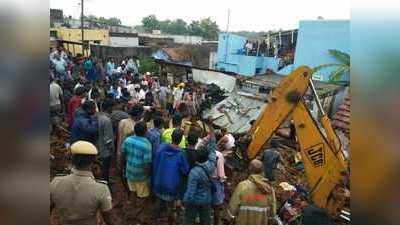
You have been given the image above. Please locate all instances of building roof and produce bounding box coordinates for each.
[109,32,138,38]
[162,48,184,61]
[251,74,344,97]
[332,95,350,136]
[264,29,298,38]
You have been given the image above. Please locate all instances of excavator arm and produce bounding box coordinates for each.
[247,66,311,158]
[246,66,348,216]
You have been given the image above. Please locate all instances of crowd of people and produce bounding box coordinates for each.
[50,46,280,225]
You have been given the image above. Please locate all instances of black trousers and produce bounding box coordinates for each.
[100,156,112,183]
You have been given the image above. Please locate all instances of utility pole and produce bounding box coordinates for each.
[81,0,84,55]
[224,9,231,64]
[226,9,230,33]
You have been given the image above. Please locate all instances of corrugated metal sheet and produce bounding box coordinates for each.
[202,92,267,134]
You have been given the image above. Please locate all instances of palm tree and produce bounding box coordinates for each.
[313,49,350,82]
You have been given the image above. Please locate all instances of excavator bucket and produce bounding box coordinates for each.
[247,66,312,159]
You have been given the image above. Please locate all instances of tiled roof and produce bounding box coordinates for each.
[332,95,350,136]
[162,48,186,62]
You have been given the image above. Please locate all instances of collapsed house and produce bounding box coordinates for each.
[154,58,346,135]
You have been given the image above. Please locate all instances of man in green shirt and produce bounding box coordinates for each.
[162,113,187,148]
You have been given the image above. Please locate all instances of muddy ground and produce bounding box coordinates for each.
[49,124,347,225]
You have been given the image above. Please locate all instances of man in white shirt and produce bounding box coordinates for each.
[173,83,185,110]
[50,76,64,131]
[50,77,63,111]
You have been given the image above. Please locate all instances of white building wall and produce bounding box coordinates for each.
[138,33,203,44]
[169,35,203,44]
[110,37,139,47]
[209,52,218,69]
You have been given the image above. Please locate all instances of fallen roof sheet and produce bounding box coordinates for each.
[202,92,267,134]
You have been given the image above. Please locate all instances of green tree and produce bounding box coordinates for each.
[169,19,188,35]
[84,15,121,26]
[139,15,220,40]
[313,49,350,82]
[188,18,219,40]
[138,55,158,74]
[108,17,122,26]
[142,15,160,32]
[188,20,203,36]
[199,18,219,40]
[159,20,172,33]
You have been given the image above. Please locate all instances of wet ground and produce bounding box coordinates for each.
[49,123,348,225]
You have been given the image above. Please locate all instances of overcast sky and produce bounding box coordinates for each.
[50,0,350,31]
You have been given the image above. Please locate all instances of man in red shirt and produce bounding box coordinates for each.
[67,86,87,128]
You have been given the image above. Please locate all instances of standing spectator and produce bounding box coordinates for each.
[67,86,86,128]
[144,91,154,108]
[97,99,114,184]
[52,54,67,79]
[261,148,282,181]
[183,130,217,225]
[84,57,96,83]
[173,83,185,111]
[129,84,142,106]
[145,116,163,155]
[62,79,74,113]
[179,129,200,199]
[217,128,236,152]
[152,129,190,223]
[117,104,144,173]
[106,58,115,78]
[110,99,129,133]
[70,100,98,144]
[212,144,227,225]
[121,121,152,200]
[49,76,63,119]
[108,81,122,99]
[183,91,196,118]
[96,60,106,81]
[227,159,277,225]
[159,83,171,111]
[183,129,200,169]
[74,75,86,91]
[162,113,187,148]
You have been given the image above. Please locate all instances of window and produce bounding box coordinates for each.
[50,30,58,38]
[255,68,261,74]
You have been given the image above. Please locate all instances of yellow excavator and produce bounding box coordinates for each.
[246,66,349,217]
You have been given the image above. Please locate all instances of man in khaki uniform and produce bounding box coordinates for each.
[228,159,277,225]
[50,141,115,225]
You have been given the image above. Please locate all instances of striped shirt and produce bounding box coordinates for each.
[122,135,152,181]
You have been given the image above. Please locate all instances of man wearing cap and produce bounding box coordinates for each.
[50,141,116,225]
[117,104,144,173]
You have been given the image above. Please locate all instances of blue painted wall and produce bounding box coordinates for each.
[293,20,350,81]
[217,32,281,76]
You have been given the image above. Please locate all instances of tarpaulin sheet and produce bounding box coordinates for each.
[193,69,236,92]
